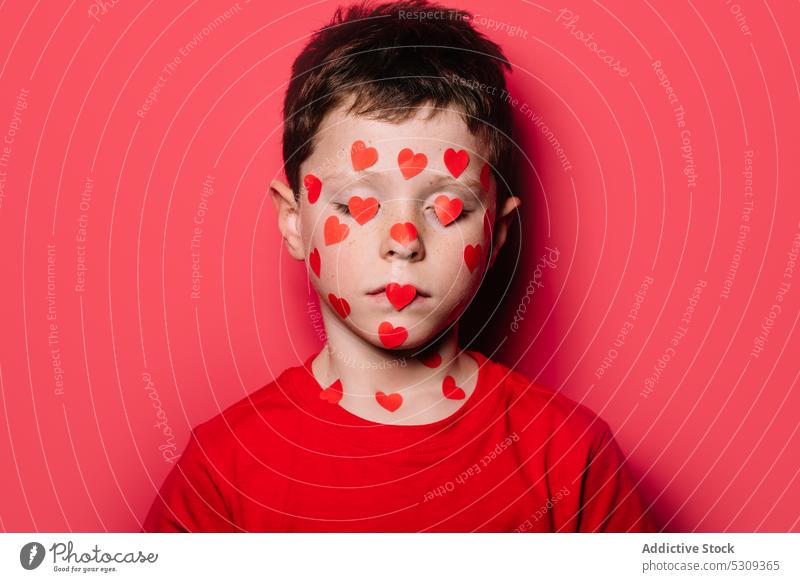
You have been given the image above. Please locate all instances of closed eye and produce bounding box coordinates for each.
[333,202,351,216]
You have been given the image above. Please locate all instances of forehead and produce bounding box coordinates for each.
[307,103,487,179]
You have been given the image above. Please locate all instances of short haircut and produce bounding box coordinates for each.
[282,0,515,206]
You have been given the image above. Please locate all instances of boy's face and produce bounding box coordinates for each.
[273,103,520,351]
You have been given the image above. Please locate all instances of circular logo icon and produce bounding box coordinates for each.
[20,542,46,570]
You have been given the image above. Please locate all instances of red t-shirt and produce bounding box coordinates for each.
[142,349,658,532]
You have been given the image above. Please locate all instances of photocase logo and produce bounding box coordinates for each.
[20,542,46,570]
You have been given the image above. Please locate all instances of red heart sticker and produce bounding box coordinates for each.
[304,174,322,204]
[378,321,408,348]
[480,163,491,191]
[442,375,466,400]
[324,215,349,245]
[328,293,351,319]
[444,148,469,178]
[309,248,321,277]
[390,222,417,246]
[375,390,403,412]
[319,379,343,404]
[483,210,493,241]
[351,140,378,171]
[398,148,427,179]
[348,196,379,225]
[385,283,417,310]
[433,195,463,226]
[420,352,442,368]
[464,243,482,273]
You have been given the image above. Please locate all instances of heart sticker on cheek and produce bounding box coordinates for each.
[444,148,469,178]
[385,283,417,310]
[390,222,417,246]
[480,163,491,192]
[351,140,378,171]
[378,321,408,348]
[442,375,466,400]
[328,293,351,319]
[324,215,350,245]
[420,352,442,368]
[434,195,463,226]
[464,243,482,273]
[319,379,343,404]
[483,210,493,242]
[375,390,403,412]
[304,174,322,204]
[309,248,321,277]
[348,196,379,225]
[398,148,427,179]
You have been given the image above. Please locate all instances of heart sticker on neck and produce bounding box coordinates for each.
[398,148,427,179]
[442,375,466,400]
[319,379,343,404]
[351,140,378,171]
[420,352,442,368]
[375,390,403,412]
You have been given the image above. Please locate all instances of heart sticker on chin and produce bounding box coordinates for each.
[434,195,463,226]
[390,222,417,246]
[319,379,343,404]
[444,148,469,178]
[304,174,322,204]
[375,390,403,412]
[385,283,417,310]
[378,321,408,348]
[351,140,378,171]
[324,215,349,245]
[328,293,351,319]
[398,148,427,180]
[348,196,379,225]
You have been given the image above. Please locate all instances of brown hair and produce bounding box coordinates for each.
[282,0,515,205]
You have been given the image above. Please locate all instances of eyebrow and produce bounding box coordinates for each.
[322,171,485,200]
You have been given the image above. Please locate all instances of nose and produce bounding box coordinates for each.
[382,220,425,262]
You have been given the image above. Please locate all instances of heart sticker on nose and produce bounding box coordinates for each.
[434,195,463,226]
[378,321,408,348]
[348,196,379,225]
[444,148,469,178]
[385,283,417,310]
[464,243,482,273]
[304,174,322,204]
[398,148,427,179]
[324,215,349,245]
[328,293,351,319]
[309,248,321,277]
[375,390,403,412]
[351,140,378,171]
[390,222,417,246]
[319,379,343,404]
[442,375,466,400]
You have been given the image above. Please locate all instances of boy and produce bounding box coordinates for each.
[143,0,657,532]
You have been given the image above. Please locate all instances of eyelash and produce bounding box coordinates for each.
[333,202,471,223]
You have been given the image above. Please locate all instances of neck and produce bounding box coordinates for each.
[312,308,478,425]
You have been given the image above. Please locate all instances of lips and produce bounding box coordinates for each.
[366,282,430,309]
[366,284,430,297]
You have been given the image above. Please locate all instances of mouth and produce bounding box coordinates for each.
[365,283,431,298]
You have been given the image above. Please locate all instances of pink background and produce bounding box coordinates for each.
[1,0,798,532]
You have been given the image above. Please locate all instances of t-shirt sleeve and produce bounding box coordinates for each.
[577,424,659,532]
[141,427,236,532]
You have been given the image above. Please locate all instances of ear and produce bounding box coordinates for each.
[487,195,522,270]
[270,178,305,261]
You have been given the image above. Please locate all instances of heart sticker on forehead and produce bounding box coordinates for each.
[378,321,408,348]
[444,148,469,178]
[390,222,417,246]
[434,195,463,226]
[303,174,322,204]
[324,215,349,245]
[398,148,427,179]
[385,283,417,310]
[348,196,379,225]
[351,140,378,171]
